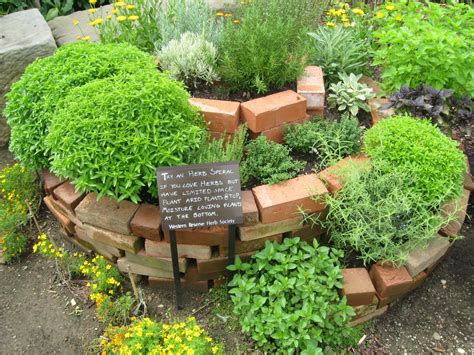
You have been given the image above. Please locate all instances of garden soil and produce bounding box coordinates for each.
[0,147,473,354]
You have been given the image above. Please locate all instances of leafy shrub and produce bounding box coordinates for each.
[372,1,474,96]
[309,163,449,266]
[4,42,156,169]
[328,73,375,116]
[308,26,368,86]
[0,234,28,264]
[158,32,219,88]
[190,125,248,164]
[218,0,310,94]
[228,238,359,353]
[100,317,224,354]
[364,115,466,204]
[47,70,206,202]
[284,115,363,166]
[241,136,304,185]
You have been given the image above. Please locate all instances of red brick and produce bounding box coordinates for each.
[242,190,259,225]
[76,226,123,259]
[317,155,371,193]
[125,250,187,272]
[248,115,311,143]
[52,181,85,214]
[49,196,83,228]
[117,258,175,278]
[196,251,255,274]
[239,216,306,241]
[145,239,212,259]
[148,276,210,292]
[369,263,413,298]
[80,223,143,253]
[285,214,327,242]
[439,189,470,237]
[375,291,399,308]
[407,271,428,293]
[41,170,65,195]
[405,234,450,277]
[219,234,282,256]
[297,66,325,111]
[252,174,327,224]
[130,203,161,240]
[342,268,376,306]
[184,264,225,282]
[163,226,228,246]
[67,236,94,256]
[241,90,307,133]
[352,295,378,319]
[75,192,139,235]
[189,98,240,133]
[350,305,388,327]
[43,196,75,235]
[368,98,394,125]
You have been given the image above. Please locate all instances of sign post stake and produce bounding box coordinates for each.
[227,224,237,280]
[169,230,183,310]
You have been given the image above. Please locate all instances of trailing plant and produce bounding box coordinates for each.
[284,114,363,167]
[328,73,375,116]
[372,1,474,96]
[96,292,135,326]
[308,163,451,266]
[80,255,123,301]
[364,115,466,204]
[241,136,304,186]
[158,32,219,88]
[218,0,310,94]
[0,233,28,264]
[228,238,359,353]
[190,125,248,165]
[47,70,206,202]
[308,26,368,86]
[4,42,156,169]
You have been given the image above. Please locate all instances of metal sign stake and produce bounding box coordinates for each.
[169,230,183,310]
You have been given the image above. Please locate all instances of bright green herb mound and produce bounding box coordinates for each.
[47,70,206,203]
[364,115,466,204]
[4,42,156,169]
[228,238,359,354]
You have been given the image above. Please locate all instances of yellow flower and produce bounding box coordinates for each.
[325,22,336,27]
[327,8,337,17]
[352,8,364,16]
[114,1,125,6]
[232,19,240,24]
[211,346,219,354]
[215,12,224,16]
[128,15,139,21]
[343,21,350,28]
[111,7,117,14]
[386,5,395,11]
[117,15,126,22]
[106,15,112,19]
[81,36,91,41]
[375,11,384,19]
[395,14,402,21]
[106,264,112,270]
[88,8,96,13]
[126,4,135,9]
[89,0,97,4]
[224,13,232,17]
[72,19,79,25]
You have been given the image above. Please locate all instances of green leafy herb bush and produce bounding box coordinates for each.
[309,162,449,266]
[364,115,466,204]
[308,26,368,86]
[228,238,359,353]
[241,136,304,185]
[4,42,156,169]
[158,32,219,88]
[284,114,363,167]
[218,0,311,94]
[372,1,474,96]
[190,125,248,164]
[47,70,206,202]
[328,73,375,116]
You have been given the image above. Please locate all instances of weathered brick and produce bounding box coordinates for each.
[49,196,84,228]
[130,203,161,240]
[41,170,64,195]
[184,264,224,282]
[425,241,455,274]
[317,155,371,193]
[285,215,327,242]
[368,98,394,125]
[163,226,228,246]
[75,192,139,235]
[241,90,307,133]
[196,251,255,274]
[80,223,143,253]
[219,234,282,256]
[252,174,327,224]
[145,239,212,260]
[52,181,85,214]
[148,277,210,292]
[239,216,307,241]
[350,305,388,327]
[117,257,175,278]
[76,226,123,259]
[406,271,428,294]
[352,295,378,319]
[439,189,470,237]
[369,263,413,298]
[242,190,259,226]
[248,115,311,143]
[342,268,376,306]
[43,196,75,235]
[405,235,450,277]
[189,98,240,133]
[297,66,325,111]
[125,250,187,272]
[464,172,474,191]
[375,291,399,308]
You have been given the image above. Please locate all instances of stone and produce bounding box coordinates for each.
[189,98,240,133]
[368,98,394,125]
[76,226,123,259]
[248,115,311,143]
[130,203,161,240]
[117,257,175,279]
[241,90,307,133]
[51,181,85,214]
[369,263,413,298]
[163,225,228,246]
[439,189,470,237]
[43,196,75,235]
[145,239,212,260]
[125,250,187,273]
[297,66,325,111]
[342,268,376,306]
[405,235,450,277]
[219,234,282,256]
[350,306,388,327]
[464,172,474,191]
[241,190,259,225]
[75,192,139,235]
[184,264,225,282]
[41,170,64,195]
[148,277,210,292]
[252,174,328,224]
[239,216,307,241]
[197,251,254,273]
[80,223,143,254]
[317,155,371,193]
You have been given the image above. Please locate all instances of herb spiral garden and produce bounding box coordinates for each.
[0,0,473,353]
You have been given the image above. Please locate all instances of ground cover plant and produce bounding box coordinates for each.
[4,42,156,170]
[228,238,359,353]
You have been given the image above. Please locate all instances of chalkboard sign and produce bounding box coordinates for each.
[156,161,243,230]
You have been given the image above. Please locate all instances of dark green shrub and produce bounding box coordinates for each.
[4,42,156,169]
[228,238,359,353]
[364,115,466,204]
[241,136,304,185]
[47,70,206,203]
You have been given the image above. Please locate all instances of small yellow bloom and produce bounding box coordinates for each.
[224,13,232,17]
[88,8,96,13]
[106,15,112,19]
[111,7,117,14]
[352,8,364,16]
[211,346,219,354]
[126,4,135,9]
[81,36,91,41]
[343,21,350,28]
[114,1,125,6]
[386,5,395,11]
[117,15,126,22]
[89,0,97,4]
[232,19,240,24]
[215,12,224,16]
[72,19,79,25]
[106,264,112,270]
[128,15,139,21]
[375,11,384,19]
[325,21,336,27]
[395,14,402,21]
